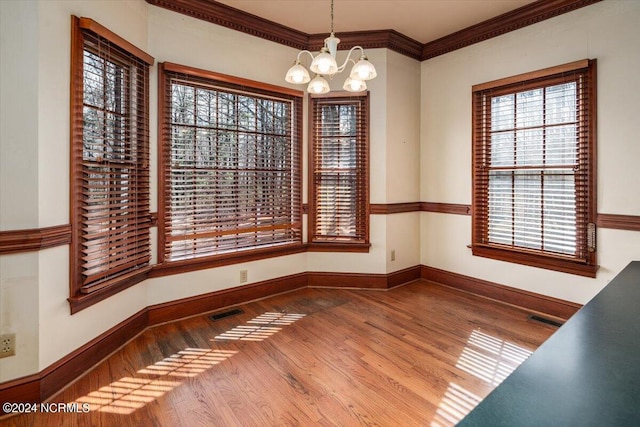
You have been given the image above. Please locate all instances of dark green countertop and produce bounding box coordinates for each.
[457,261,640,427]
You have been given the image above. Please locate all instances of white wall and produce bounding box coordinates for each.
[386,50,421,204]
[385,50,421,272]
[1,0,41,382]
[0,0,39,230]
[420,0,640,304]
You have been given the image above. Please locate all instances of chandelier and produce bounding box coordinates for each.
[284,0,377,94]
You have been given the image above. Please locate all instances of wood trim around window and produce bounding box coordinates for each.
[472,59,591,92]
[161,62,304,98]
[68,16,154,312]
[471,59,598,277]
[77,17,154,65]
[306,242,371,253]
[149,244,307,279]
[471,244,599,278]
[157,61,304,265]
[308,92,370,250]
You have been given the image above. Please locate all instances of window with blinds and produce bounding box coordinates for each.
[472,60,597,277]
[70,16,153,300]
[159,63,302,263]
[309,93,369,250]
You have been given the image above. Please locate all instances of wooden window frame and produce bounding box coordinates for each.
[471,60,598,277]
[157,62,304,270]
[308,92,371,253]
[69,16,154,313]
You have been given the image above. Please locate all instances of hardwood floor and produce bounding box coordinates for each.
[4,280,555,427]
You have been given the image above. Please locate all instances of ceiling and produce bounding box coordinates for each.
[215,0,537,44]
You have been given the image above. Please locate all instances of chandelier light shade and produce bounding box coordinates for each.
[285,61,311,84]
[350,56,377,80]
[310,48,339,75]
[343,76,367,92]
[308,75,331,94]
[285,0,377,93]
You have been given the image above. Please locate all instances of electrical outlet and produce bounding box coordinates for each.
[0,333,16,358]
[391,250,396,261]
[240,270,248,283]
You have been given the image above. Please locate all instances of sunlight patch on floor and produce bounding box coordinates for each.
[74,310,305,416]
[431,329,533,426]
[214,312,306,341]
[75,348,237,414]
[431,382,481,427]
[456,329,532,386]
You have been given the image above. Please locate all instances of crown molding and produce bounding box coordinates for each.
[421,0,602,60]
[145,0,309,49]
[308,29,423,60]
[146,0,600,61]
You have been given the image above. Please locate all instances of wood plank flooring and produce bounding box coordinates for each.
[3,280,556,427]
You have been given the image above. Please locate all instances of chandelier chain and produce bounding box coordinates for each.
[330,0,334,34]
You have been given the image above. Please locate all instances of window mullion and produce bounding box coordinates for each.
[215,89,220,253]
[234,93,240,249]
[511,94,517,247]
[541,85,547,252]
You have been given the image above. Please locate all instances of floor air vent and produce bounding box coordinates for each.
[209,308,243,321]
[527,314,564,328]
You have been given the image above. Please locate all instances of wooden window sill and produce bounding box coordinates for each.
[68,267,152,314]
[151,243,307,278]
[471,244,598,278]
[307,242,371,253]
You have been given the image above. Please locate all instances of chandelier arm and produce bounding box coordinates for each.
[336,46,365,73]
[337,58,357,74]
[296,50,316,63]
